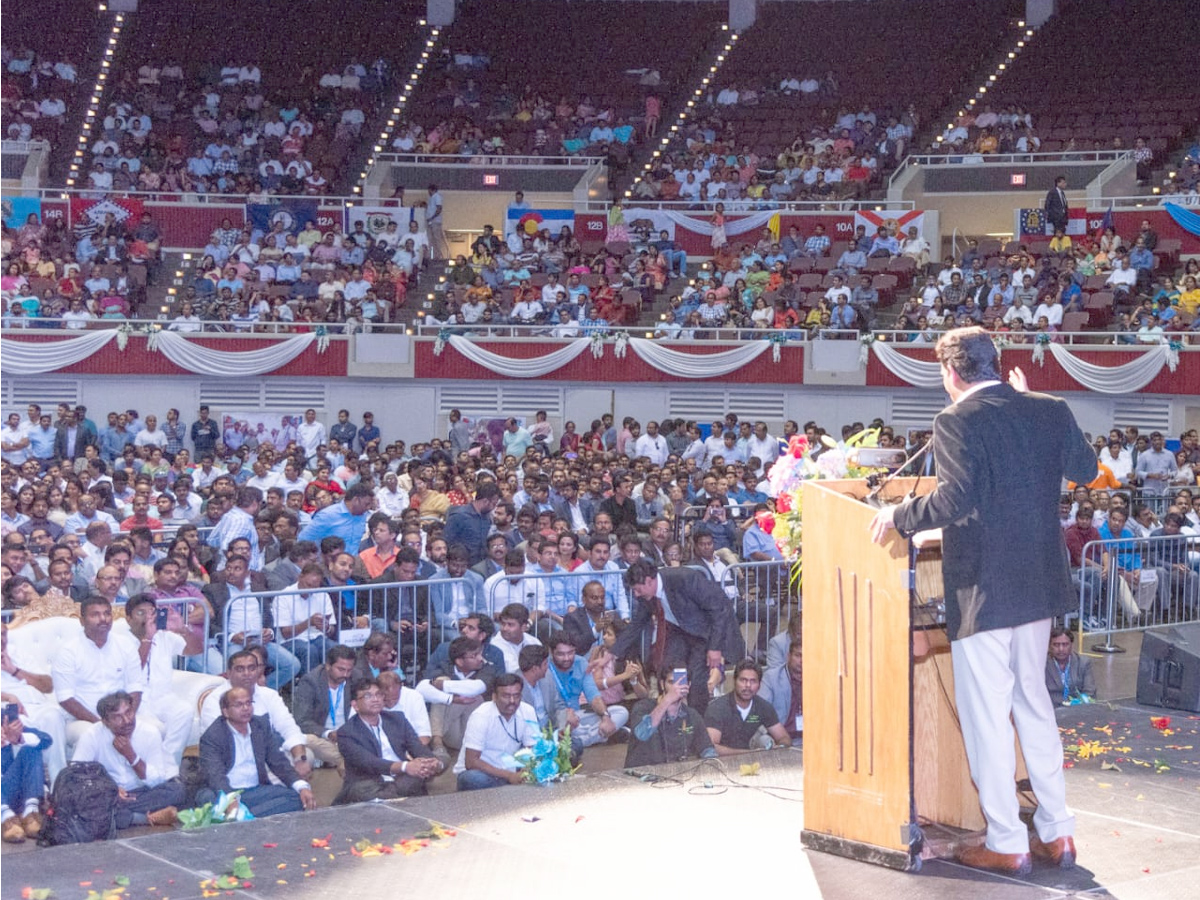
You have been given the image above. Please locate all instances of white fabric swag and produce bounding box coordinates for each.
[871,338,1173,394]
[628,338,770,378]
[871,341,943,389]
[625,207,779,240]
[446,334,592,377]
[1047,341,1170,394]
[445,335,772,379]
[0,330,117,375]
[151,331,316,376]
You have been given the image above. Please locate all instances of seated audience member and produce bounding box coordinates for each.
[292,644,358,776]
[518,644,566,731]
[704,659,790,754]
[205,553,301,689]
[760,638,804,745]
[544,631,628,747]
[1045,627,1095,704]
[72,690,185,829]
[562,580,615,656]
[199,649,312,778]
[490,601,542,674]
[377,670,432,744]
[1,707,51,842]
[423,613,506,675]
[625,668,716,766]
[334,677,443,804]
[417,636,498,759]
[197,687,315,817]
[1,622,67,782]
[272,562,337,675]
[52,596,144,745]
[453,673,537,791]
[121,594,202,761]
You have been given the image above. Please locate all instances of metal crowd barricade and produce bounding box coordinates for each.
[1076,533,1200,654]
[152,595,215,675]
[716,559,799,662]
[672,502,759,545]
[481,567,630,627]
[228,577,456,685]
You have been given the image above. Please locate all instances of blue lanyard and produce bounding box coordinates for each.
[1060,659,1071,701]
[328,682,344,728]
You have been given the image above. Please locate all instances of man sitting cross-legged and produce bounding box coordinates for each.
[334,677,444,804]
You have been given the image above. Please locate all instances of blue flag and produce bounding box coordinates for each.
[245,200,319,239]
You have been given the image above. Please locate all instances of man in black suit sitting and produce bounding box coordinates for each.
[197,687,315,817]
[334,678,443,804]
[562,580,615,656]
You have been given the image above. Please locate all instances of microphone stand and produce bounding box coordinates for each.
[862,437,933,506]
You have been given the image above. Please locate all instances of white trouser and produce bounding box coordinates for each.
[572,707,629,748]
[143,694,194,762]
[23,702,67,784]
[951,618,1074,854]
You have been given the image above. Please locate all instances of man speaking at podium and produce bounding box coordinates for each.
[869,327,1096,875]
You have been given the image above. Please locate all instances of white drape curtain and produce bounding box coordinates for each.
[872,339,1173,393]
[626,207,778,239]
[446,334,592,377]
[151,331,316,376]
[1047,341,1170,393]
[628,338,770,377]
[0,331,116,375]
[871,341,943,388]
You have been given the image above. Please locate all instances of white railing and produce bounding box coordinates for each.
[583,197,913,212]
[0,140,51,155]
[374,152,603,168]
[888,149,1132,190]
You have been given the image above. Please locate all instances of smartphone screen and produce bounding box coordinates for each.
[671,667,688,686]
[156,607,170,631]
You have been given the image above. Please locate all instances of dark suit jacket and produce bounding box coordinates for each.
[612,565,742,663]
[1043,186,1069,228]
[369,567,431,626]
[336,710,433,790]
[563,606,607,655]
[551,497,596,531]
[292,667,354,737]
[54,424,98,461]
[198,713,302,793]
[893,384,1096,639]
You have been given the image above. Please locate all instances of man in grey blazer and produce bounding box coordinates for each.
[871,327,1096,875]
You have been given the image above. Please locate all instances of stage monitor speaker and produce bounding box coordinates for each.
[1136,623,1200,712]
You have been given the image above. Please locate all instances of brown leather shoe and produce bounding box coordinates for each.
[20,811,43,838]
[147,806,179,828]
[2,817,26,843]
[957,843,1032,875]
[1030,835,1076,868]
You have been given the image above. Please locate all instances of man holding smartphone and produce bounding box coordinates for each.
[624,667,716,767]
[119,594,203,762]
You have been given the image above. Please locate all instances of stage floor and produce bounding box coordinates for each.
[3,719,1199,900]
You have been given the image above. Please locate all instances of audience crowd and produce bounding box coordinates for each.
[1,44,78,147]
[1,398,1198,839]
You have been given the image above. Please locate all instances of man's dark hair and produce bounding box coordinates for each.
[396,546,421,566]
[367,512,396,534]
[299,562,325,579]
[934,326,999,384]
[152,557,179,575]
[1163,511,1186,528]
[519,644,549,672]
[475,481,501,502]
[319,536,345,556]
[96,691,134,720]
[80,595,112,617]
[493,672,522,691]
[547,630,574,652]
[363,631,397,654]
[343,482,373,503]
[449,636,482,663]
[227,648,259,670]
[498,602,529,625]
[446,543,470,563]
[463,611,495,638]
[326,644,357,666]
[504,548,526,568]
[733,658,763,682]
[289,540,319,562]
[623,557,658,589]
[236,486,263,509]
[351,676,381,700]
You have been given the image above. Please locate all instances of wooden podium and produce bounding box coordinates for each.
[799,477,1002,870]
